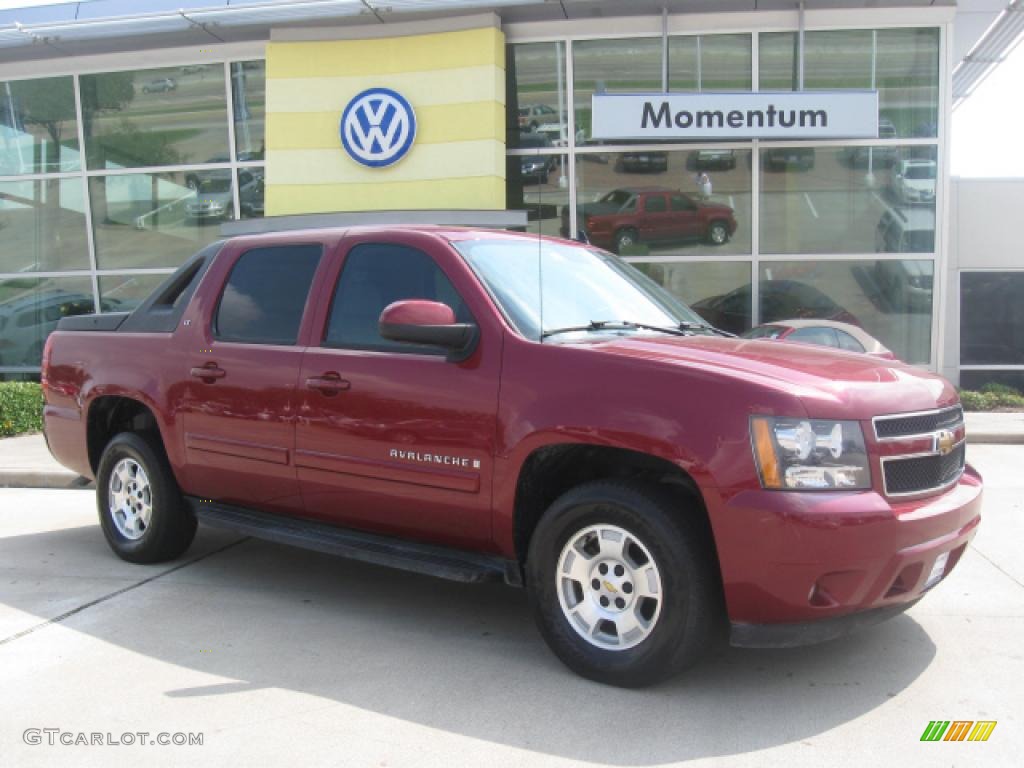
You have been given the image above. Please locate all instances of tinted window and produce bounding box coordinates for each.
[670,194,695,212]
[645,195,667,213]
[836,330,866,353]
[961,272,1024,365]
[788,327,838,347]
[215,245,321,344]
[325,244,467,352]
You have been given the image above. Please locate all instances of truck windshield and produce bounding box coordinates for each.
[454,238,711,342]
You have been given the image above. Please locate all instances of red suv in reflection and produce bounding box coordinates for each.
[561,187,737,254]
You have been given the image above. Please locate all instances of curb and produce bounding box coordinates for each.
[0,471,93,490]
[965,433,1024,446]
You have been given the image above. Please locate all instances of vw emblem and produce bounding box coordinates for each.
[340,87,416,168]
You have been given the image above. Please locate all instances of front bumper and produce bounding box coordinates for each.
[731,599,921,648]
[186,207,227,220]
[709,465,982,646]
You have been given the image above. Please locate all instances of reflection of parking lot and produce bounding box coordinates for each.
[515,145,935,258]
[519,150,753,256]
[760,261,932,363]
[760,148,934,254]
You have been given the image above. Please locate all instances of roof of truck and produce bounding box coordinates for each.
[225,225,577,247]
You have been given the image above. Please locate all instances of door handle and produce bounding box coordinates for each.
[190,364,226,382]
[305,373,351,395]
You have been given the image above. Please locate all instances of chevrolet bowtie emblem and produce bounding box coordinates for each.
[935,429,956,456]
[603,581,618,593]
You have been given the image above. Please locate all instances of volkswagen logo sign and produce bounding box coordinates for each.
[340,87,416,168]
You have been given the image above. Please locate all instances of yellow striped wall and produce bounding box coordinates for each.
[265,26,506,216]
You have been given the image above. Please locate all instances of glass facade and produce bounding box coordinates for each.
[0,76,80,175]
[0,60,265,375]
[0,22,947,375]
[508,25,943,366]
[80,66,230,170]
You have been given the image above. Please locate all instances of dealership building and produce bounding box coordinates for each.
[0,0,1020,386]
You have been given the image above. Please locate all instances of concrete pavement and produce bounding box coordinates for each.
[1,410,1021,490]
[0,445,1020,767]
[0,433,85,489]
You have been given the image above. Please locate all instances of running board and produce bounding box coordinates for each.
[187,499,520,586]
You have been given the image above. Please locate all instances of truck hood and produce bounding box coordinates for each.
[571,334,956,420]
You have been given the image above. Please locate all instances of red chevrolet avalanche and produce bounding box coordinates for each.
[41,226,981,687]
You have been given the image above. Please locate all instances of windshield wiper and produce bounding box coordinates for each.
[541,320,689,340]
[678,321,736,338]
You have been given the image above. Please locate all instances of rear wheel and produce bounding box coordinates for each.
[96,432,196,564]
[526,481,722,687]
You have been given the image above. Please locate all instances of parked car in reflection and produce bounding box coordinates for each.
[743,319,896,359]
[763,147,815,171]
[617,151,668,173]
[517,132,559,184]
[517,104,557,132]
[0,290,118,366]
[891,158,936,205]
[186,178,234,222]
[239,175,265,218]
[536,120,585,147]
[691,279,859,336]
[183,168,263,222]
[873,259,933,314]
[561,186,736,254]
[875,207,935,253]
[141,77,177,94]
[184,152,263,190]
[694,149,736,170]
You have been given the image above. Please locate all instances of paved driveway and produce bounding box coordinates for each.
[0,446,1020,767]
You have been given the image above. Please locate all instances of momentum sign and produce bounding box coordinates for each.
[591,92,879,140]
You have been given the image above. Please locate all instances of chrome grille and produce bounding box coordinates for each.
[882,443,966,496]
[874,405,963,440]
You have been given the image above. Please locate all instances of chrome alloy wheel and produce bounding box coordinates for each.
[108,458,153,540]
[556,524,663,651]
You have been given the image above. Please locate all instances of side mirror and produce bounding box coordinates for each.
[379,300,478,362]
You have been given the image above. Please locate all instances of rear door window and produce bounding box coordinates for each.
[214,245,322,344]
[645,195,667,213]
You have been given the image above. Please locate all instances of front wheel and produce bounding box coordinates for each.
[614,228,637,254]
[96,432,196,564]
[707,221,730,245]
[526,481,722,687]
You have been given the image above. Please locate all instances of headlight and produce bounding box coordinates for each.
[750,416,870,490]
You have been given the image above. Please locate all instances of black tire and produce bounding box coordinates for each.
[526,481,722,687]
[96,432,196,564]
[707,220,730,246]
[614,228,638,254]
